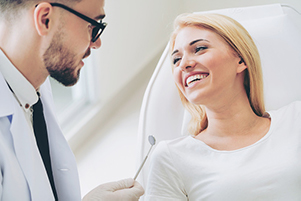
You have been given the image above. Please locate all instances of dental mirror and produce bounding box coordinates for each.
[134,135,156,180]
[148,135,156,146]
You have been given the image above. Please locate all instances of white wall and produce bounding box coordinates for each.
[69,0,184,150]
[93,0,183,104]
[182,0,301,13]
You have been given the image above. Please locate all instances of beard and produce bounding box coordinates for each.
[43,31,90,86]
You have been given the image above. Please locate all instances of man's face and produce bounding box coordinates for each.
[43,28,90,86]
[44,0,105,86]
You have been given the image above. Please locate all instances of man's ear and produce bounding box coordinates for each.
[237,57,247,73]
[34,2,53,36]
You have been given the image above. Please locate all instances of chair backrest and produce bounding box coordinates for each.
[136,3,301,188]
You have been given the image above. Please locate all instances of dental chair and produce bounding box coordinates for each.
[136,3,301,196]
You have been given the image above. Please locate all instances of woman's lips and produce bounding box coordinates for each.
[185,72,209,87]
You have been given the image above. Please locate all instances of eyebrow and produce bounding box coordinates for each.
[171,38,210,56]
[190,38,209,46]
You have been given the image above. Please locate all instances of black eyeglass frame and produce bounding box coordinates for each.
[49,3,107,42]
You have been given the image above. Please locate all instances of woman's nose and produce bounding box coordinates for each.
[180,56,196,72]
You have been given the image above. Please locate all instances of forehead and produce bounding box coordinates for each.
[173,26,226,50]
[73,0,105,20]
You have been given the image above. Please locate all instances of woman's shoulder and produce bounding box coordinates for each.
[280,101,301,110]
[156,136,193,150]
[267,101,301,132]
[151,136,192,160]
[268,101,301,118]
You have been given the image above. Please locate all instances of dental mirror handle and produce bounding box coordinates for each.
[134,155,148,180]
[133,145,154,180]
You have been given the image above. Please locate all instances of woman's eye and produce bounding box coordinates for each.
[173,57,181,65]
[195,46,208,53]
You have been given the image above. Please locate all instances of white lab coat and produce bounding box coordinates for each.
[0,72,81,201]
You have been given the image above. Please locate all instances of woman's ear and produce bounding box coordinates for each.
[237,57,247,73]
[34,2,53,36]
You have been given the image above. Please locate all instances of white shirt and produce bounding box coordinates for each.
[145,101,301,201]
[0,49,38,128]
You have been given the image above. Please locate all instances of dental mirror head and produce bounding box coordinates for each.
[148,135,156,146]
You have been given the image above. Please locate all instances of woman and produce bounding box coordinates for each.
[144,13,301,201]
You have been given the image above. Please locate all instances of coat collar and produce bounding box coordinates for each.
[0,72,14,119]
[0,71,55,200]
[0,49,38,111]
[0,74,81,200]
[0,51,81,200]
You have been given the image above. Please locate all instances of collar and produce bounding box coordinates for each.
[0,49,38,111]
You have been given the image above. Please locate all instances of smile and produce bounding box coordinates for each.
[186,74,208,87]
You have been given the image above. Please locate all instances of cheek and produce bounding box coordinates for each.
[70,42,89,59]
[173,69,184,89]
[202,53,220,71]
[205,53,236,81]
[67,30,90,53]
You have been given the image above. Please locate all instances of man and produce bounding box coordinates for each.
[0,0,144,200]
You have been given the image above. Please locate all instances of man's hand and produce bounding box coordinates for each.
[83,178,144,201]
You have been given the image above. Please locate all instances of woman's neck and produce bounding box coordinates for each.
[195,92,270,151]
[206,97,259,137]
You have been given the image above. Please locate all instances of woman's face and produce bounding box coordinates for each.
[171,26,246,106]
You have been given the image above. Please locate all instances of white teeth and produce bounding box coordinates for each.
[186,74,208,86]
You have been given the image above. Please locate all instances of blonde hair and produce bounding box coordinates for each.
[170,13,265,136]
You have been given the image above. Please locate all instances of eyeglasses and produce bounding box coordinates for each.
[50,3,107,43]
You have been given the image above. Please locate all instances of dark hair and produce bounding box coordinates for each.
[0,0,81,19]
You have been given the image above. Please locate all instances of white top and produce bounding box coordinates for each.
[145,101,301,201]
